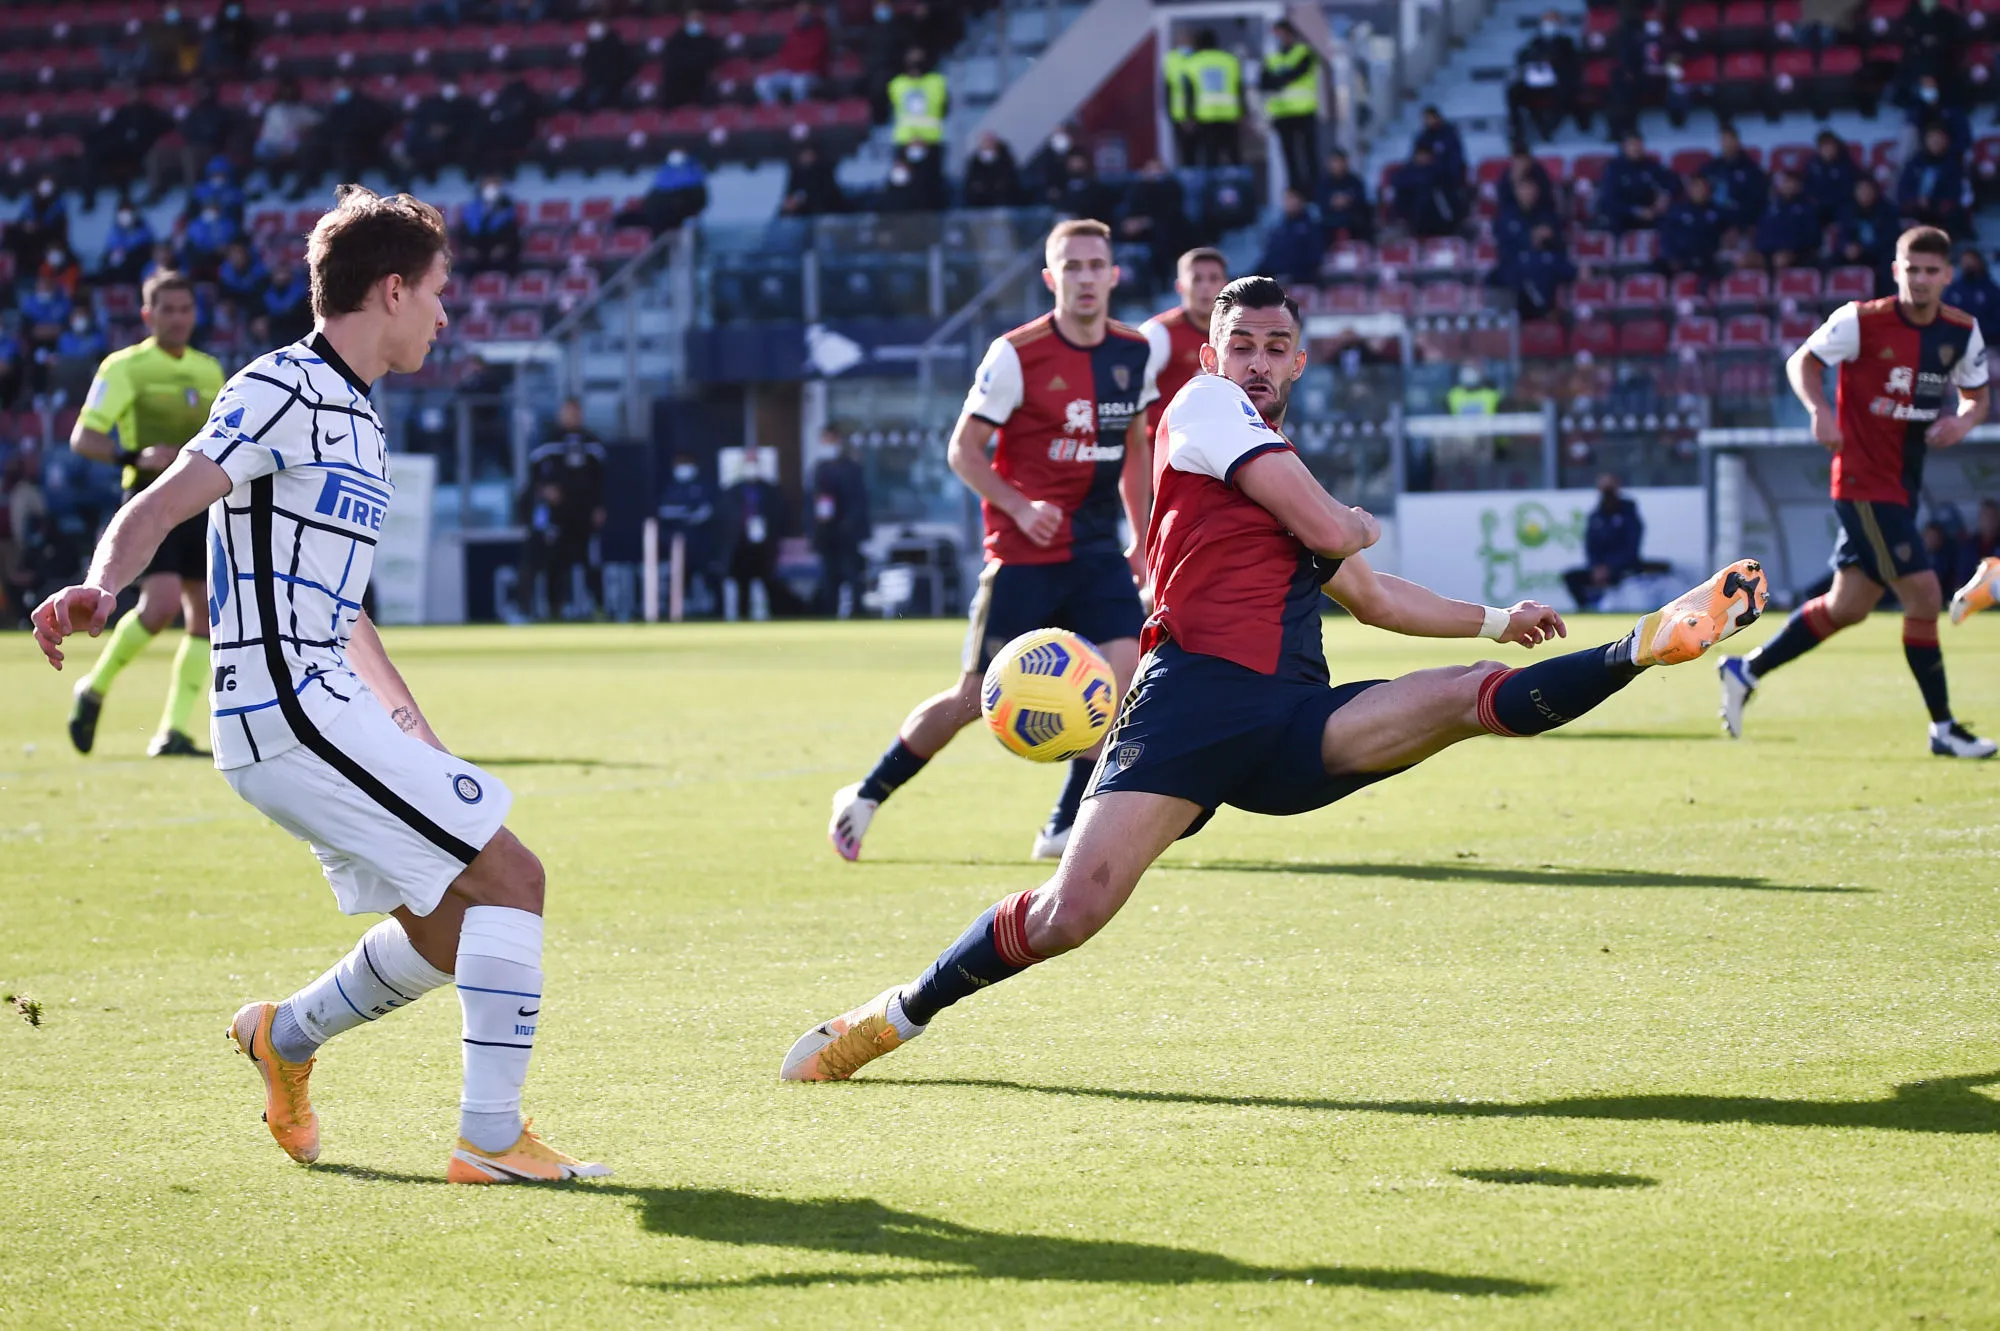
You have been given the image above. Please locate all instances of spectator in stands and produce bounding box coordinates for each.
[1446,361,1501,415]
[1753,172,1820,270]
[1899,122,1971,237]
[140,240,178,284]
[1392,144,1465,238]
[203,2,256,78]
[459,176,523,275]
[862,2,915,122]
[83,85,170,210]
[1508,225,1575,321]
[306,80,396,186]
[1600,12,1658,142]
[180,199,239,277]
[1507,9,1584,143]
[1804,130,1860,227]
[780,141,846,217]
[884,144,950,213]
[214,239,266,318]
[662,10,722,109]
[1164,30,1196,165]
[1562,473,1645,611]
[811,429,870,618]
[758,3,831,106]
[1495,173,1562,273]
[1414,105,1467,191]
[962,131,1024,208]
[720,442,789,621]
[20,274,72,368]
[1598,133,1677,233]
[152,78,239,200]
[657,451,717,611]
[0,329,24,410]
[397,82,471,187]
[1254,188,1325,286]
[1661,174,1726,280]
[1117,159,1187,281]
[626,149,709,234]
[1835,176,1903,283]
[1893,0,1967,107]
[908,1,965,62]
[188,156,246,226]
[1907,75,1972,160]
[578,19,638,113]
[479,76,543,179]
[56,309,107,364]
[1316,148,1373,242]
[10,178,69,277]
[1505,142,1556,203]
[1050,150,1111,221]
[139,8,201,85]
[1699,126,1768,236]
[889,47,949,149]
[1027,123,1084,202]
[39,244,81,298]
[1185,29,1245,167]
[1260,19,1323,195]
[1944,248,2000,344]
[254,254,312,348]
[101,204,155,284]
[254,77,321,199]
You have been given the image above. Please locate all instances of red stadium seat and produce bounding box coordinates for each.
[1572,274,1615,310]
[508,270,553,305]
[1722,313,1773,349]
[1722,1,1769,35]
[579,196,616,224]
[608,227,651,259]
[1718,269,1771,308]
[1769,143,1812,177]
[1419,237,1469,272]
[1573,230,1614,265]
[1778,311,1822,343]
[468,270,508,302]
[1520,319,1568,358]
[1679,3,1721,36]
[98,284,138,320]
[1323,283,1369,314]
[1772,49,1815,84]
[1618,318,1670,356]
[1617,273,1669,311]
[534,199,573,227]
[1671,315,1719,351]
[1616,230,1659,265]
[1572,319,1620,357]
[1325,240,1371,275]
[1374,284,1415,315]
[1826,266,1876,300]
[1722,52,1768,81]
[1669,149,1712,179]
[1775,267,1824,302]
[500,309,544,340]
[522,227,564,265]
[1671,271,1712,310]
[1570,153,1612,188]
[456,309,498,341]
[1818,45,1863,76]
[1680,54,1720,84]
[1376,238,1416,270]
[1417,281,1469,315]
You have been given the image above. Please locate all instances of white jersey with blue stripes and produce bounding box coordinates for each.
[188,334,389,770]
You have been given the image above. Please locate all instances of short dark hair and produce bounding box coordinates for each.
[141,268,195,310]
[307,184,450,319]
[1212,275,1300,332]
[1178,246,1227,275]
[1900,225,1953,259]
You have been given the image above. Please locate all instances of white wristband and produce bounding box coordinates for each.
[1478,605,1509,640]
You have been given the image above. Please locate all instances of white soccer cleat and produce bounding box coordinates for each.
[1949,556,2000,625]
[827,782,878,862]
[1930,720,1998,759]
[1030,822,1071,861]
[1717,655,1757,739]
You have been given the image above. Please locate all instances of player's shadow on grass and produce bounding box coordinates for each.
[457,755,666,770]
[1179,861,1858,893]
[880,1071,2000,1137]
[308,1168,1547,1297]
[1453,1169,1657,1189]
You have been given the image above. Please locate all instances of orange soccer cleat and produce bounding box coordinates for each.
[226,1001,320,1164]
[1634,559,1769,668]
[779,988,913,1082]
[1950,556,2000,625]
[446,1120,612,1184]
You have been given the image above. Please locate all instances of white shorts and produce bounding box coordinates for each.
[225,695,513,917]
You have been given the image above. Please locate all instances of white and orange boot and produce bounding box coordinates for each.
[226,1001,320,1164]
[447,1120,611,1184]
[779,988,916,1082]
[1634,559,1770,668]
[1950,556,2000,625]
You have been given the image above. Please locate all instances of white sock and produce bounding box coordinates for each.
[456,905,544,1152]
[271,919,453,1063]
[885,991,926,1041]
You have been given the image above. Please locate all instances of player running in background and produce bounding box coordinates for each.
[31,187,607,1185]
[782,276,1768,1082]
[1140,247,1229,412]
[64,271,225,758]
[828,218,1165,863]
[1718,226,1995,757]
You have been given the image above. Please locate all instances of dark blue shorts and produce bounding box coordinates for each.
[1831,499,1930,585]
[1087,640,1403,839]
[962,551,1145,673]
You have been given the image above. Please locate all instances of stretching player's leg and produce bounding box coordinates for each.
[1035,634,1140,860]
[1719,567,1880,738]
[67,571,179,753]
[783,790,1198,1081]
[149,577,211,757]
[1892,567,1997,756]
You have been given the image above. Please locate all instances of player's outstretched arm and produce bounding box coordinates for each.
[30,450,230,670]
[946,413,1060,547]
[1323,553,1566,647]
[347,611,447,751]
[1233,449,1379,559]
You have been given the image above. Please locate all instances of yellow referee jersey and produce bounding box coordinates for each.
[78,337,226,493]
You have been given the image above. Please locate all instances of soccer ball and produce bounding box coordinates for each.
[981,629,1119,762]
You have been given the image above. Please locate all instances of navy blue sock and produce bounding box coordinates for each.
[1477,635,1645,737]
[857,738,929,804]
[1903,618,1951,722]
[1744,596,1835,680]
[900,891,1041,1027]
[1046,758,1094,833]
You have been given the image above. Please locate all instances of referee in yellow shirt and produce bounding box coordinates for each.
[65,270,226,757]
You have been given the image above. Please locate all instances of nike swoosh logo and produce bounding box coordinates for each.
[518,1006,540,1017]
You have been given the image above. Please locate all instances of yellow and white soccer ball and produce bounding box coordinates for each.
[980,628,1119,762]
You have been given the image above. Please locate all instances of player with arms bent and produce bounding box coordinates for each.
[1140,247,1229,411]
[1719,226,1995,756]
[782,276,1768,1081]
[31,187,607,1184]
[64,271,225,758]
[828,218,1165,862]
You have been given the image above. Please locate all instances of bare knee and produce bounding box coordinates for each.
[1028,867,1127,957]
[135,595,173,634]
[451,828,545,914]
[1900,574,1943,619]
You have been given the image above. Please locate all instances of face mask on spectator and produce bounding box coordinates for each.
[1459,366,1482,388]
[48,249,65,266]
[442,85,460,101]
[1050,131,1071,154]
[335,86,353,103]
[117,210,135,227]
[70,314,89,333]
[906,144,928,162]
[978,145,996,162]
[874,4,892,20]
[1541,20,1558,35]
[482,184,501,203]
[1920,85,1939,103]
[589,22,606,40]
[36,179,53,197]
[202,207,220,223]
[1644,19,1661,35]
[889,165,910,186]
[674,464,697,482]
[687,20,705,35]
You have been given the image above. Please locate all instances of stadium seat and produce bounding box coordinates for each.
[1376,238,1416,271]
[1670,271,1712,311]
[1670,315,1719,351]
[1669,149,1712,179]
[1325,240,1371,275]
[1775,268,1824,303]
[1616,273,1668,311]
[1323,283,1369,314]
[1722,313,1773,350]
[468,270,508,303]
[1374,284,1415,315]
[1573,319,1620,357]
[1718,269,1771,309]
[1417,281,1469,315]
[522,227,564,265]
[1618,319,1669,356]
[1778,311,1821,343]
[1572,274,1615,310]
[608,227,651,259]
[1573,230,1614,266]
[1616,230,1659,266]
[1520,319,1568,358]
[508,270,553,305]
[1769,143,1812,178]
[500,308,543,340]
[1419,237,1470,273]
[1826,266,1876,301]
[534,199,574,228]
[456,309,498,341]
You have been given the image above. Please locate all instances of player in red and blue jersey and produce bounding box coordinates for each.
[1719,225,1996,757]
[783,275,1770,1081]
[828,218,1164,863]
[1139,247,1228,416]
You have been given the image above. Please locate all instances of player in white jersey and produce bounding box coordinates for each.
[30,186,607,1185]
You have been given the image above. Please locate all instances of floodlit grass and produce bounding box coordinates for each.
[3,613,1998,1327]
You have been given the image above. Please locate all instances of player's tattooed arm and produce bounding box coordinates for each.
[390,706,421,735]
[348,612,449,751]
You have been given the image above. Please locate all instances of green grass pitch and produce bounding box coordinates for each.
[3,614,1998,1327]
